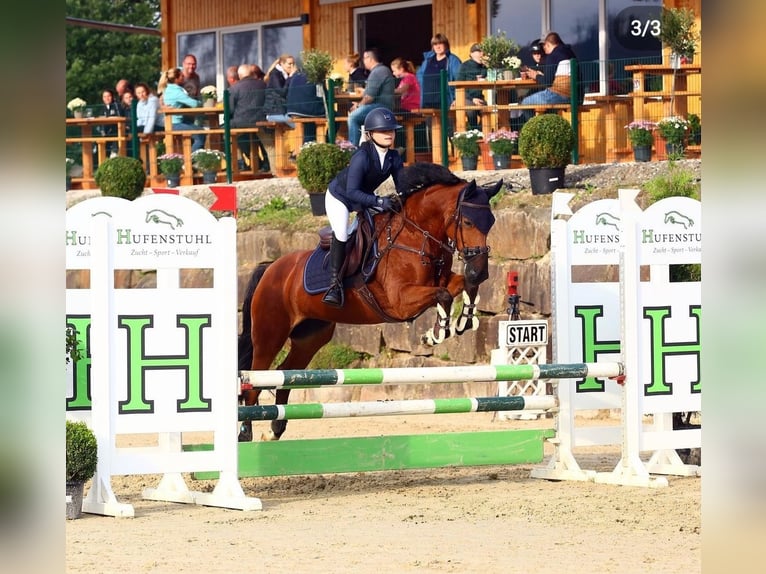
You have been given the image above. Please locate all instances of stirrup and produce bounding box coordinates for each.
[322,282,344,307]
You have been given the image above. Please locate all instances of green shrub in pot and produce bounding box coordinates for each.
[66,420,97,483]
[518,114,575,169]
[94,156,146,200]
[296,140,355,194]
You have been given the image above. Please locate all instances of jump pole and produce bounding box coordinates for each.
[238,395,558,421]
[239,362,623,389]
[188,363,620,480]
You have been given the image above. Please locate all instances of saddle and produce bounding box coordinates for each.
[317,210,380,281]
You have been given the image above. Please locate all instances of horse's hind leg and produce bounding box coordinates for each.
[261,320,336,441]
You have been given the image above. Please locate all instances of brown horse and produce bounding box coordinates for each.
[238,163,501,441]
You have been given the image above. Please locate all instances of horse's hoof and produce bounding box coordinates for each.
[238,429,253,442]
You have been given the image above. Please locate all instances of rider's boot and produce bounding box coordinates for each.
[322,236,347,307]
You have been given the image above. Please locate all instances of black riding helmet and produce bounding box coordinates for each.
[364,107,402,132]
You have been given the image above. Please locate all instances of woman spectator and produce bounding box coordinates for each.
[344,52,369,91]
[416,33,462,109]
[134,82,163,135]
[161,67,205,152]
[518,32,577,120]
[263,54,296,123]
[391,58,421,112]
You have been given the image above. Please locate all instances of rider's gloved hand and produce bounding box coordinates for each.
[375,195,394,211]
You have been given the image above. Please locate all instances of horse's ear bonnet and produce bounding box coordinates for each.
[460,179,500,234]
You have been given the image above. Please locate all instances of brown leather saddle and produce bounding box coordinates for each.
[316,212,378,281]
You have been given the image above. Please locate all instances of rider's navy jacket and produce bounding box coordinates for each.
[328,141,404,211]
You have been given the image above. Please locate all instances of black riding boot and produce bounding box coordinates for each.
[322,236,347,307]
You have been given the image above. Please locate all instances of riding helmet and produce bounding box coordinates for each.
[364,107,402,132]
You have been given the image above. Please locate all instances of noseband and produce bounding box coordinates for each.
[451,188,492,262]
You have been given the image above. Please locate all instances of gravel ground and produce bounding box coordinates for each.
[65,159,701,214]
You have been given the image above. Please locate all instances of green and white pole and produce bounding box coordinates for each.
[239,395,557,421]
[239,362,623,389]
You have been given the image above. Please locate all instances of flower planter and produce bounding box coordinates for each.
[73,110,84,119]
[460,156,478,171]
[166,175,180,188]
[529,167,565,195]
[492,154,510,169]
[203,98,216,108]
[664,142,685,158]
[202,171,218,184]
[633,146,652,162]
[308,193,326,216]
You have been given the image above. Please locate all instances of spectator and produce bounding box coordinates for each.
[416,33,462,109]
[347,48,396,146]
[323,108,403,308]
[226,65,239,87]
[263,54,296,127]
[344,52,369,91]
[456,44,487,129]
[134,82,163,135]
[518,32,576,120]
[120,90,134,117]
[391,58,421,112]
[181,53,201,97]
[115,79,133,100]
[97,88,121,158]
[161,67,205,152]
[229,64,271,173]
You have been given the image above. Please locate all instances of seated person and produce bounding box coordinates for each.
[286,71,326,143]
[517,32,576,121]
[159,67,205,152]
[456,43,487,129]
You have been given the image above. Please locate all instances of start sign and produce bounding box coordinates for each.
[499,320,549,347]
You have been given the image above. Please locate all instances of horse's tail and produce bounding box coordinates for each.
[238,263,271,371]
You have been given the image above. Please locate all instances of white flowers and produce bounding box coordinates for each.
[67,97,87,112]
[502,56,522,70]
[200,85,218,100]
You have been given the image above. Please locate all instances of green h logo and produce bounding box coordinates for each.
[65,314,212,413]
[573,306,620,392]
[643,306,701,395]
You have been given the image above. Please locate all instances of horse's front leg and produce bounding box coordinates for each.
[422,289,455,346]
[238,389,260,442]
[453,285,481,336]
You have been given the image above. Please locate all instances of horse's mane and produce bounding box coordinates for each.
[396,162,463,199]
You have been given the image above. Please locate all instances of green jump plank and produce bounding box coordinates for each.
[186,428,554,479]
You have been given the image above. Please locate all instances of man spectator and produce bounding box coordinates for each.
[226,65,239,87]
[181,53,201,97]
[229,64,271,172]
[115,79,133,100]
[456,43,487,129]
[347,48,395,146]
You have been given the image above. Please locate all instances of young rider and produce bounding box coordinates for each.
[322,107,404,307]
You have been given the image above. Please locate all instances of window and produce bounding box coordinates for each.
[177,20,302,95]
[490,0,662,94]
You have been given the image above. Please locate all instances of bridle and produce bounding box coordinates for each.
[374,184,491,269]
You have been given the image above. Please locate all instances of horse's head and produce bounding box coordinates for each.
[454,179,501,286]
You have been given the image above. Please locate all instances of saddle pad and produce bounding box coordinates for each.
[303,245,333,294]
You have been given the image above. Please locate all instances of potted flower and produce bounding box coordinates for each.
[200,85,218,107]
[157,152,185,187]
[656,116,689,157]
[451,129,484,170]
[66,419,98,519]
[501,56,522,80]
[479,30,519,80]
[625,120,656,162]
[191,148,224,183]
[296,139,356,215]
[687,113,701,145]
[485,128,518,169]
[518,114,575,195]
[67,97,87,118]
